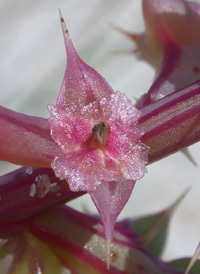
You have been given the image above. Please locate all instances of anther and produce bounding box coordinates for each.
[91,121,110,147]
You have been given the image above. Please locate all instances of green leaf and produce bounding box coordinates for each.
[126,190,189,258]
[185,241,200,274]
[13,233,62,274]
[181,148,198,166]
[167,258,200,274]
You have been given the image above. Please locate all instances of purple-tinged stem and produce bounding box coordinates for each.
[0,82,200,224]
[0,167,84,223]
[28,205,183,274]
[0,205,184,273]
[139,81,200,162]
[0,106,60,167]
[1,81,200,166]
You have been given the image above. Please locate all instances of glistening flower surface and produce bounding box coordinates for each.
[48,14,148,263]
[49,91,147,192]
[1,0,200,272]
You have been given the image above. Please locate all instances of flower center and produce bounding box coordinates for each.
[91,121,110,148]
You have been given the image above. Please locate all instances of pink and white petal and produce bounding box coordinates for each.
[51,149,119,192]
[47,16,149,263]
[56,35,114,114]
[120,146,148,180]
[100,91,141,127]
[48,105,91,153]
[106,123,147,163]
[106,136,147,181]
[89,178,136,265]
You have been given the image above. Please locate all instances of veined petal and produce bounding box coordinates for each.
[54,18,113,113]
[0,106,60,167]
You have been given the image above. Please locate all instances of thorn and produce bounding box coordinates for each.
[185,241,200,274]
[108,48,138,56]
[169,188,190,214]
[110,23,134,40]
[106,240,111,270]
[109,23,141,56]
[181,148,198,166]
[58,8,70,41]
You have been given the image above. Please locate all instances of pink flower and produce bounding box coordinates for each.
[48,12,148,264]
[124,0,200,107]
[1,2,200,272]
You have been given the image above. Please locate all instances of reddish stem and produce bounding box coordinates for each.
[0,167,84,223]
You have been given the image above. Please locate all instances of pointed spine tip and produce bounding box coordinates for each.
[106,240,111,270]
[185,241,200,274]
[58,8,70,41]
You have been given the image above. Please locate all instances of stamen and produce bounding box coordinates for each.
[91,121,110,147]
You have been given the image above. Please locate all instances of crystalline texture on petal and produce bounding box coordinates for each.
[89,177,136,267]
[55,31,113,113]
[50,90,148,192]
[48,11,148,267]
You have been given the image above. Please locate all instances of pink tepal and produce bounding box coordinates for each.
[48,10,148,267]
